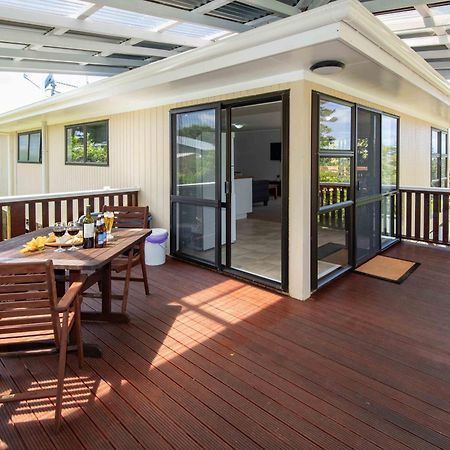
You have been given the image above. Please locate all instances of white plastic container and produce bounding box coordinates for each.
[145,228,168,266]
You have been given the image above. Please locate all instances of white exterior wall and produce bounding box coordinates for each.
[1,79,447,299]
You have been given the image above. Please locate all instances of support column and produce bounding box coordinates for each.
[41,121,49,193]
[7,133,16,196]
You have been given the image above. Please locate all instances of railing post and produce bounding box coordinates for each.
[9,202,26,238]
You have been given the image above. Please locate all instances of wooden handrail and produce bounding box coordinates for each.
[0,187,140,241]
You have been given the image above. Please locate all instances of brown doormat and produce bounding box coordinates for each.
[355,255,420,284]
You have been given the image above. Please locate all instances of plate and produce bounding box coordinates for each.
[45,241,82,248]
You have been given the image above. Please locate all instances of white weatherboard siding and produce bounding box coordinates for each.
[0,79,447,298]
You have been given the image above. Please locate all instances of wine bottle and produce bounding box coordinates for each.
[82,205,95,249]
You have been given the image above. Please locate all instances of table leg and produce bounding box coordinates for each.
[68,269,103,358]
[80,263,129,323]
[55,269,66,297]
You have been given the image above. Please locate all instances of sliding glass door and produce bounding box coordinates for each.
[355,108,382,264]
[312,94,354,287]
[312,93,400,289]
[170,105,221,266]
[171,92,289,292]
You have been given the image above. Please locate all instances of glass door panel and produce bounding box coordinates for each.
[315,96,354,285]
[174,203,216,264]
[381,193,398,248]
[175,109,217,200]
[381,115,398,193]
[226,100,283,283]
[355,108,382,263]
[317,206,351,279]
[171,106,221,266]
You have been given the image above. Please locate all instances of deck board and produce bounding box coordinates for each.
[1,241,450,449]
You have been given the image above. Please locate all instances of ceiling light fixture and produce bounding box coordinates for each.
[310,60,345,75]
[232,123,244,129]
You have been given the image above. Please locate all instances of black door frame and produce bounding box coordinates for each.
[311,91,400,291]
[170,90,290,292]
[170,103,222,268]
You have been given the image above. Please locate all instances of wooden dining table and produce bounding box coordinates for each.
[0,227,151,355]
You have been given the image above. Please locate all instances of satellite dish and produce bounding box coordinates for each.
[44,74,55,89]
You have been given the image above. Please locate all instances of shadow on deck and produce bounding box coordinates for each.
[1,241,450,449]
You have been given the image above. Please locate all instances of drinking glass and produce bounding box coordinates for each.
[53,222,67,253]
[67,221,81,252]
[104,211,115,241]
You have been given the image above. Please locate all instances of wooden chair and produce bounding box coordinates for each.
[0,261,85,431]
[103,205,150,313]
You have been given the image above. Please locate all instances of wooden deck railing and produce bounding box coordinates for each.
[319,183,350,229]
[400,187,449,245]
[0,187,139,241]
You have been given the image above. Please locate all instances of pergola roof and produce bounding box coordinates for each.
[0,0,448,81]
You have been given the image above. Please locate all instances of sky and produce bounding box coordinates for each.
[0,72,105,114]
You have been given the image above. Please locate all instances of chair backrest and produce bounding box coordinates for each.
[0,261,60,348]
[103,205,149,229]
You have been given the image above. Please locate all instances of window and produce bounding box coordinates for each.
[18,130,41,163]
[65,120,108,166]
[431,128,448,188]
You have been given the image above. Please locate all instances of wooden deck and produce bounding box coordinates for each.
[1,241,450,449]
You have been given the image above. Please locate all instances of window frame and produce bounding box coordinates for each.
[65,119,109,167]
[17,130,42,164]
[431,128,448,188]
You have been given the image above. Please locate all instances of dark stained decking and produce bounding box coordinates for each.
[1,241,450,449]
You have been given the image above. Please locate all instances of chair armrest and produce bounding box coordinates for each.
[55,275,87,312]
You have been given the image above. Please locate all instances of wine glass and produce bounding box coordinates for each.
[67,221,80,252]
[104,211,115,241]
[53,222,67,253]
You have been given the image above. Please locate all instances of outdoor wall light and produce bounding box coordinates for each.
[232,123,244,129]
[310,60,345,75]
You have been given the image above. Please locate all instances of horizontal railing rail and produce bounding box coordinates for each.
[400,187,450,245]
[319,183,351,229]
[0,187,139,241]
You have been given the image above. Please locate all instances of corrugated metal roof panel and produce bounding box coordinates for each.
[143,0,205,11]
[133,41,182,51]
[208,1,269,23]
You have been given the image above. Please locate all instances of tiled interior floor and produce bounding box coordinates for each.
[186,199,283,282]
[231,216,281,281]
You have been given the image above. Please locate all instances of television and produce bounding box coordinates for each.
[270,142,282,161]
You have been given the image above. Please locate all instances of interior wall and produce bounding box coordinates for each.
[234,129,282,180]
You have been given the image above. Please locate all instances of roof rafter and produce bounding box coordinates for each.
[0,28,177,58]
[0,59,125,76]
[0,48,146,67]
[0,5,210,48]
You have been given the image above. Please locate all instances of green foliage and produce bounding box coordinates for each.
[179,125,215,144]
[177,125,216,186]
[68,131,107,164]
[319,105,338,149]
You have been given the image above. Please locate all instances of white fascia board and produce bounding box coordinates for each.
[341,0,449,97]
[337,24,449,106]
